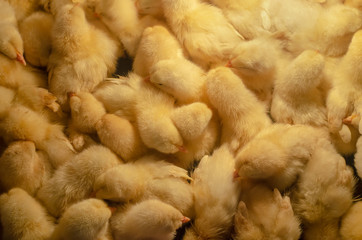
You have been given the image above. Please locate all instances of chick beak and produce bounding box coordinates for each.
[67,92,76,99]
[225,60,232,68]
[177,145,188,153]
[181,216,190,224]
[16,52,26,66]
[233,169,240,181]
[94,12,100,18]
[108,206,117,214]
[343,114,357,124]
[144,76,151,83]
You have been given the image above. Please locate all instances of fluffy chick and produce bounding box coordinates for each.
[93,156,193,216]
[0,188,55,240]
[111,199,189,240]
[206,67,271,154]
[184,145,240,240]
[235,124,326,191]
[0,141,51,196]
[6,0,40,22]
[48,3,120,109]
[340,201,362,240]
[290,138,355,240]
[234,185,301,240]
[0,0,26,65]
[50,199,111,240]
[96,114,148,162]
[271,50,327,126]
[19,11,53,67]
[161,0,244,69]
[36,145,121,217]
[92,0,143,56]
[149,58,208,104]
[0,104,75,168]
[133,25,185,77]
[135,80,184,154]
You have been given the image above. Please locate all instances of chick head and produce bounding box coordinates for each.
[0,29,25,65]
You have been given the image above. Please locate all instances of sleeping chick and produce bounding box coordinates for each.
[48,3,120,110]
[227,33,290,107]
[111,199,190,240]
[93,156,193,217]
[235,124,326,191]
[93,74,142,121]
[36,145,121,217]
[208,0,272,40]
[19,11,53,67]
[206,67,271,154]
[0,104,75,168]
[271,50,327,127]
[91,0,143,56]
[340,201,362,240]
[149,58,208,104]
[50,199,111,240]
[0,141,51,196]
[96,113,148,162]
[133,25,185,77]
[135,80,184,154]
[0,188,55,240]
[234,185,301,240]
[290,137,355,240]
[0,0,26,65]
[161,0,244,69]
[184,145,240,240]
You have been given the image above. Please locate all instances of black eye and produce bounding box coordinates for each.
[158,83,163,86]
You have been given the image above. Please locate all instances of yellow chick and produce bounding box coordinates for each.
[48,3,120,110]
[234,184,301,240]
[161,0,244,69]
[133,25,185,77]
[36,145,121,217]
[6,0,40,22]
[50,199,112,240]
[19,11,53,67]
[96,114,148,162]
[340,201,362,240]
[235,124,326,191]
[0,141,51,196]
[206,67,271,154]
[0,188,55,240]
[0,0,26,65]
[184,145,240,240]
[271,50,327,127]
[110,199,190,240]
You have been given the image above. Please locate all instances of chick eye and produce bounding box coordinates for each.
[158,83,163,86]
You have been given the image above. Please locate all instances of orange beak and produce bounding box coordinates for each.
[144,76,151,83]
[233,169,240,180]
[181,216,190,224]
[343,114,358,124]
[108,206,117,214]
[177,145,188,153]
[67,92,76,99]
[16,52,26,66]
[225,60,232,68]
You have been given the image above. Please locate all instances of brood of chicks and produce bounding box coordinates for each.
[0,0,362,239]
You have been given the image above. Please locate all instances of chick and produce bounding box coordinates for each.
[227,33,289,107]
[161,0,244,68]
[19,11,53,67]
[0,188,55,240]
[149,58,208,104]
[206,67,271,154]
[0,0,25,65]
[234,185,301,240]
[36,145,121,217]
[355,136,362,178]
[0,141,51,196]
[50,199,112,240]
[48,3,120,109]
[133,25,185,77]
[208,0,272,40]
[0,104,75,168]
[340,201,362,240]
[111,199,189,240]
[271,50,327,127]
[184,145,240,240]
[290,138,355,240]
[135,80,184,154]
[92,0,143,56]
[96,114,148,162]
[135,0,163,18]
[235,124,326,191]
[0,85,15,119]
[6,0,40,22]
[93,156,193,216]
